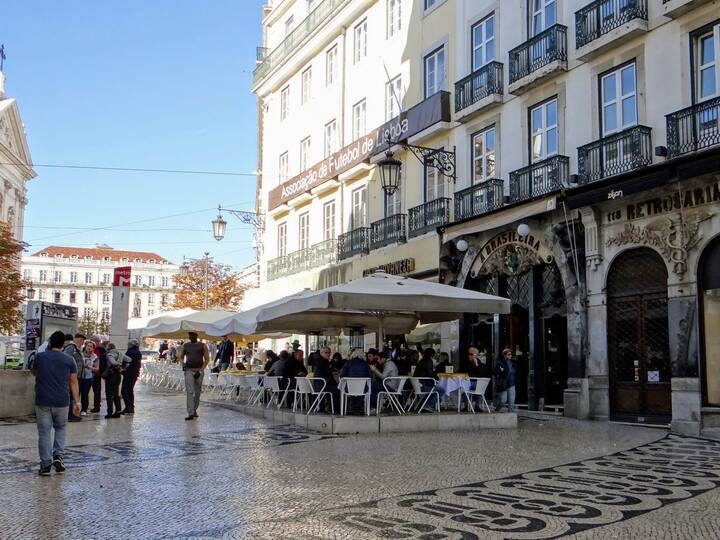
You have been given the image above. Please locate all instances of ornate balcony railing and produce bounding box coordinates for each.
[454,62,504,113]
[509,24,567,84]
[509,155,569,203]
[666,96,720,157]
[266,239,337,281]
[576,0,648,49]
[370,214,407,250]
[253,0,345,85]
[577,125,652,184]
[454,179,505,221]
[338,227,370,260]
[408,198,451,237]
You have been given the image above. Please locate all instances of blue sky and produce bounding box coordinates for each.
[3,0,265,269]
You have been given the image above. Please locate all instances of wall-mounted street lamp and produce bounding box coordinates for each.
[211,205,264,242]
[377,136,457,196]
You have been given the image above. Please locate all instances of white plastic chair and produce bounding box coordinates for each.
[246,375,264,405]
[205,373,220,397]
[263,376,289,409]
[376,376,408,415]
[407,377,440,414]
[339,377,371,416]
[294,377,334,415]
[463,377,492,414]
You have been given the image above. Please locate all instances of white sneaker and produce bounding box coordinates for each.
[80,411,87,416]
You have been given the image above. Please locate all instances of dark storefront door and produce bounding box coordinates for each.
[608,248,671,424]
[543,314,568,406]
[503,305,530,404]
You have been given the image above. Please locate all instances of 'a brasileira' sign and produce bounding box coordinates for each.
[268,91,450,210]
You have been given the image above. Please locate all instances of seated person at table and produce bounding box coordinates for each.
[330,352,345,371]
[312,346,340,414]
[263,350,278,372]
[413,348,444,411]
[340,348,372,414]
[466,347,490,410]
[265,351,287,377]
[370,350,399,411]
[434,352,452,377]
[234,360,246,371]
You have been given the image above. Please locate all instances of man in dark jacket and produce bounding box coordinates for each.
[91,335,106,413]
[215,336,234,372]
[63,333,85,422]
[313,347,339,413]
[121,339,142,414]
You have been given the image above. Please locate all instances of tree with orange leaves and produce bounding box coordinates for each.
[172,259,245,311]
[0,221,27,334]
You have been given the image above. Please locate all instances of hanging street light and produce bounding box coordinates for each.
[377,136,456,197]
[212,211,227,242]
[378,149,403,196]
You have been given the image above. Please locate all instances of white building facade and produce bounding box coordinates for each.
[0,71,36,242]
[22,246,179,323]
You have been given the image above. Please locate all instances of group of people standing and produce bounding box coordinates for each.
[31,330,142,476]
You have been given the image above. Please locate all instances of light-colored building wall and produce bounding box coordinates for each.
[21,247,179,323]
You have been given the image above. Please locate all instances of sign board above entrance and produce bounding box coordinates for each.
[268,91,451,210]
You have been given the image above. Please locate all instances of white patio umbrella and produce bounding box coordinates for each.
[254,271,511,341]
[143,308,237,340]
[128,308,196,331]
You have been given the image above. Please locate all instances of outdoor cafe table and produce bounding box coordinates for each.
[436,373,471,412]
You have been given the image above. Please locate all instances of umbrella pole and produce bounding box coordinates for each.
[376,314,384,349]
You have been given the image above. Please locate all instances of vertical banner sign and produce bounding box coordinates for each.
[109,266,132,351]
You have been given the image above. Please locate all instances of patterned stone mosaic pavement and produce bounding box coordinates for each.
[1,386,719,539]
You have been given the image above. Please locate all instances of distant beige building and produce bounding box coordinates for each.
[22,246,179,323]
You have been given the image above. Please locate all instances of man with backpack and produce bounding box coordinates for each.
[63,333,86,422]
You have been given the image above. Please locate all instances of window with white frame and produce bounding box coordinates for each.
[530,98,558,162]
[161,294,169,305]
[385,75,403,120]
[101,308,110,321]
[277,222,287,257]
[601,62,637,136]
[161,276,169,287]
[300,137,311,171]
[301,67,312,104]
[323,201,336,240]
[85,272,92,284]
[284,16,294,37]
[352,99,366,140]
[134,275,142,287]
[299,212,310,250]
[472,127,496,183]
[326,46,338,86]
[280,86,289,121]
[384,164,402,217]
[54,271,62,283]
[69,291,76,304]
[39,270,47,282]
[531,0,556,35]
[354,19,367,63]
[425,157,448,201]
[38,289,45,300]
[279,152,289,183]
[84,291,91,304]
[102,291,110,304]
[54,290,61,303]
[425,0,438,9]
[102,273,111,285]
[23,269,31,280]
[148,275,156,287]
[324,120,338,158]
[697,26,719,101]
[424,46,445,97]
[387,0,402,37]
[148,309,154,317]
[351,186,368,229]
[472,14,495,71]
[70,271,78,284]
[83,307,92,318]
[148,293,155,305]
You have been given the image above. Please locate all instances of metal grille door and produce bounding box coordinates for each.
[607,248,671,423]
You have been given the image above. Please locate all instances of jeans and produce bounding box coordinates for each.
[79,378,93,412]
[105,372,122,415]
[92,376,102,410]
[121,371,139,412]
[493,385,516,412]
[36,406,68,467]
[184,370,203,415]
[219,362,229,372]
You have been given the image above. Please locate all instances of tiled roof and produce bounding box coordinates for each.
[31,246,172,264]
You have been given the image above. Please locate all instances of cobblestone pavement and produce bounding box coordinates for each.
[1,386,720,539]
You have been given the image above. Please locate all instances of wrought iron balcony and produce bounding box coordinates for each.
[454,62,503,113]
[509,155,569,203]
[454,179,505,221]
[253,0,345,86]
[266,239,337,281]
[509,24,567,85]
[338,227,370,260]
[408,198,451,238]
[576,0,648,49]
[577,125,652,184]
[370,214,407,250]
[666,96,720,158]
